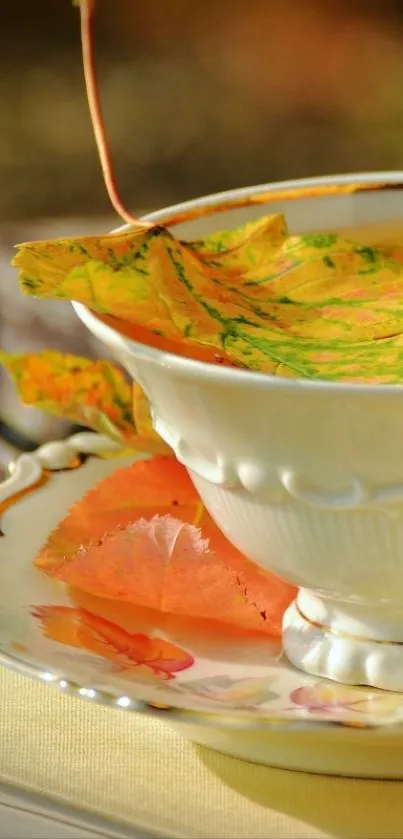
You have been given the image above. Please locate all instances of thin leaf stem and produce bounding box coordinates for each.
[78,0,148,227]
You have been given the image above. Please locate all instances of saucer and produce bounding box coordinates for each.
[2,432,403,778]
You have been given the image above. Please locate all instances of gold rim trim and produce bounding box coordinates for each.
[0,456,85,527]
[295,601,403,646]
[0,472,49,524]
[164,181,395,228]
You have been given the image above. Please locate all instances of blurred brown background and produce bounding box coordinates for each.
[2,0,403,452]
[3,0,403,221]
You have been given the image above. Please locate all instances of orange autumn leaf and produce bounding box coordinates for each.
[33,604,193,679]
[36,457,197,564]
[0,349,170,455]
[35,457,296,636]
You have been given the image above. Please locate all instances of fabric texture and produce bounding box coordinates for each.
[1,667,403,838]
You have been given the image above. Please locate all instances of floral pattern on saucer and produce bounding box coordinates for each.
[2,435,403,730]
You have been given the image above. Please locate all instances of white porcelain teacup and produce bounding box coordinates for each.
[74,172,403,691]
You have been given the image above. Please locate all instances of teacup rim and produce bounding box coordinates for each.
[74,171,403,396]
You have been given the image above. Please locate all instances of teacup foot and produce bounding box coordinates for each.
[283,591,403,692]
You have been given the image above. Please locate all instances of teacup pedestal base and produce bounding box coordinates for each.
[283,591,403,692]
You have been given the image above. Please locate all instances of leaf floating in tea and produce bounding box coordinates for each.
[35,457,296,636]
[11,213,285,369]
[0,349,170,454]
[12,212,286,340]
[14,216,403,382]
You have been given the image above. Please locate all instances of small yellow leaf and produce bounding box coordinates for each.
[0,350,171,454]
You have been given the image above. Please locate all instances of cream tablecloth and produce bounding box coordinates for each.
[2,667,403,839]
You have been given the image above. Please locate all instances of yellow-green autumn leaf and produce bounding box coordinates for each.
[12,215,403,382]
[0,350,171,454]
